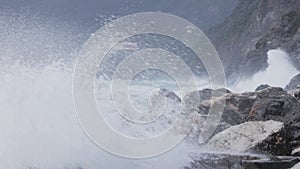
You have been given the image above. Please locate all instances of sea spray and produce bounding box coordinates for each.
[234,49,299,92]
[0,11,198,169]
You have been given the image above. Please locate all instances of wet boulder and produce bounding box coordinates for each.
[292,162,300,169]
[285,73,300,91]
[292,147,300,156]
[159,88,181,103]
[207,120,291,155]
[183,88,231,144]
[255,84,271,91]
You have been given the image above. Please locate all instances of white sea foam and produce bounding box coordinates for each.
[234,49,299,92]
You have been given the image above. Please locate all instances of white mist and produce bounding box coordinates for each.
[0,13,194,169]
[234,49,299,92]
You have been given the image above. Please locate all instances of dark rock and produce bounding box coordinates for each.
[295,89,300,100]
[205,0,300,82]
[197,89,259,126]
[285,73,300,91]
[184,153,259,169]
[159,88,181,102]
[191,86,300,155]
[292,147,300,156]
[183,88,231,144]
[255,84,271,91]
[243,156,300,169]
[255,124,293,156]
[248,87,300,127]
[291,162,300,169]
[185,153,300,169]
[183,88,231,116]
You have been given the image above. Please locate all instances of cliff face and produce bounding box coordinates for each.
[205,0,300,83]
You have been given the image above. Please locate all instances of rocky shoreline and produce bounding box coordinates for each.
[176,73,300,169]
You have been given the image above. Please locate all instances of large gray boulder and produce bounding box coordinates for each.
[183,88,231,144]
[207,120,288,155]
[292,147,300,156]
[292,162,300,169]
[255,84,271,91]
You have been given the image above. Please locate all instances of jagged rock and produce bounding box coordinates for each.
[207,120,288,155]
[247,87,298,122]
[205,0,300,82]
[255,84,271,91]
[199,87,292,125]
[183,86,300,154]
[286,74,300,100]
[193,87,300,151]
[196,89,257,125]
[292,147,300,156]
[185,153,300,169]
[184,88,231,107]
[183,88,231,144]
[286,73,300,91]
[159,88,181,102]
[247,88,300,151]
[243,156,300,169]
[184,153,258,169]
[295,89,300,100]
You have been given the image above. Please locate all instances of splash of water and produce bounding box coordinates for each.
[0,12,198,169]
[3,10,295,169]
[234,49,299,92]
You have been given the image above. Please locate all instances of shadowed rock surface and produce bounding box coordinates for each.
[199,87,300,152]
[286,73,300,91]
[180,85,300,169]
[255,84,271,91]
[184,153,300,169]
[205,0,300,82]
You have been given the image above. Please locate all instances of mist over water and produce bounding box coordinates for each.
[0,12,196,169]
[0,13,94,168]
[234,49,299,92]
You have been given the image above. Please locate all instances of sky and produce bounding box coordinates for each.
[0,0,238,30]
